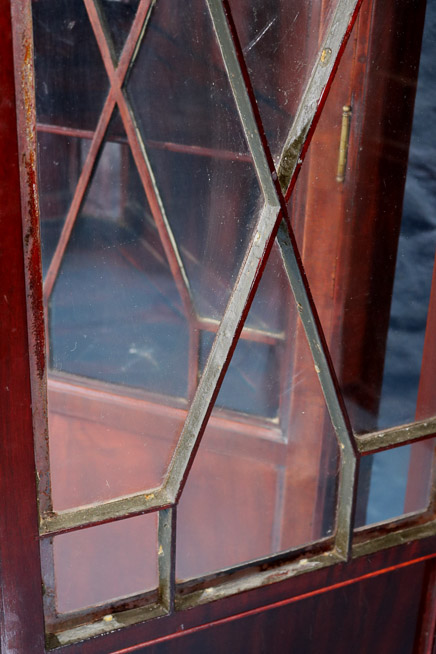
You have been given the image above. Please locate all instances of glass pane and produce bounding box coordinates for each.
[101,0,139,60]
[196,243,290,419]
[33,0,109,131]
[37,131,86,277]
[35,0,268,514]
[176,251,339,580]
[127,0,263,321]
[48,391,186,511]
[362,448,411,525]
[43,513,158,615]
[50,139,189,396]
[360,438,435,526]
[46,115,190,508]
[245,240,290,333]
[200,331,281,419]
[228,0,338,161]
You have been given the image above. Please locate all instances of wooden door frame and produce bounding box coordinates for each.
[1,0,436,652]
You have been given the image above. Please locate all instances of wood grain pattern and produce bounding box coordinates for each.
[0,1,45,651]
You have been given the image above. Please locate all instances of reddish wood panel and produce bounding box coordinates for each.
[414,561,436,654]
[139,563,427,654]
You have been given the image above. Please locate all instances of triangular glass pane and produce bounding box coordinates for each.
[126,0,263,321]
[198,242,290,418]
[176,248,340,580]
[37,130,89,277]
[47,111,190,510]
[33,0,109,131]
[227,0,339,161]
[246,240,290,334]
[100,0,140,61]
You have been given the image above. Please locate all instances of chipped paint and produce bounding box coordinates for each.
[10,0,53,520]
[356,415,436,454]
[320,47,332,66]
[23,153,45,381]
[277,122,310,191]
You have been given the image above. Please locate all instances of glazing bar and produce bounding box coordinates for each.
[196,0,362,560]
[158,507,177,612]
[40,0,362,538]
[40,488,169,537]
[276,221,357,558]
[278,0,364,199]
[84,0,195,319]
[43,0,152,302]
[356,417,436,455]
[163,202,280,499]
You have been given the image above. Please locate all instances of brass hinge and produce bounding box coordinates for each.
[336,105,352,183]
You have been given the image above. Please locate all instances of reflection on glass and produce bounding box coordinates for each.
[228,0,337,161]
[45,514,158,614]
[288,5,436,526]
[176,251,339,580]
[101,0,139,59]
[200,331,281,419]
[46,118,191,508]
[127,0,262,321]
[37,131,85,276]
[50,140,189,397]
[33,0,109,131]
[360,438,435,526]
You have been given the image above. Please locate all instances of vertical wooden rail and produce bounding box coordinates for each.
[0,1,46,651]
